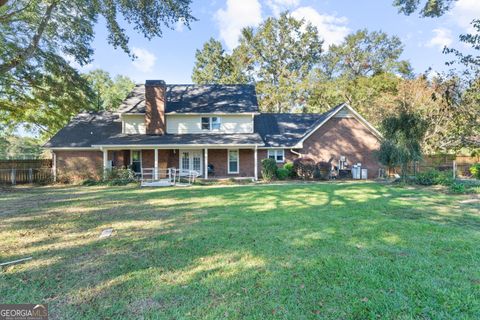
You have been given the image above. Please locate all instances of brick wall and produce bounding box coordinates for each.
[54,150,103,182]
[206,149,255,178]
[299,117,381,178]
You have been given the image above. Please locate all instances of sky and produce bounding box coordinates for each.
[76,0,480,84]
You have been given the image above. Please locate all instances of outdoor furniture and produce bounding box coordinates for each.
[208,164,215,177]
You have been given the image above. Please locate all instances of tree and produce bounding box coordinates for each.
[320,29,412,79]
[305,30,409,121]
[0,68,134,136]
[379,109,428,179]
[192,38,248,84]
[235,13,323,112]
[84,69,135,111]
[393,0,455,17]
[0,0,194,134]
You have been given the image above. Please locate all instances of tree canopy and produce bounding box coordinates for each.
[392,0,456,17]
[84,69,135,112]
[0,0,194,135]
[191,12,478,154]
[192,38,247,85]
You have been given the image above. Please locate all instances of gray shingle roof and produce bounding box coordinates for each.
[44,112,121,148]
[45,102,347,149]
[254,104,344,147]
[93,133,264,146]
[118,84,259,114]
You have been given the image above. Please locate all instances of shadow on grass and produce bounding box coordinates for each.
[1,182,479,319]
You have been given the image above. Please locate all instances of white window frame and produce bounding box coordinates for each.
[227,149,239,174]
[267,149,285,163]
[201,116,222,131]
[130,150,142,173]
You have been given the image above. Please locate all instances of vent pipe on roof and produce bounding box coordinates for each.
[145,80,166,135]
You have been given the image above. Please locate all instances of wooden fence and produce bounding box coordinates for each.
[0,159,52,169]
[406,155,479,177]
[0,159,53,185]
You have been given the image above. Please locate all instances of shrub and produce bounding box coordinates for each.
[435,169,454,186]
[470,163,480,179]
[261,158,278,181]
[293,157,316,180]
[283,162,295,178]
[276,167,289,180]
[415,169,454,186]
[315,161,330,180]
[415,169,439,185]
[449,182,465,194]
[104,168,136,185]
[82,179,101,186]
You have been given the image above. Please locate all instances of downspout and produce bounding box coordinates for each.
[290,148,302,158]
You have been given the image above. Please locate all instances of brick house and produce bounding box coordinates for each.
[45,80,382,182]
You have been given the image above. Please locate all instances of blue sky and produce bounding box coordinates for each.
[79,0,480,84]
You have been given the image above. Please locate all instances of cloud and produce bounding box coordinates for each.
[132,47,156,73]
[266,0,300,16]
[290,6,350,48]
[426,28,453,50]
[175,18,187,32]
[450,0,480,32]
[214,0,262,50]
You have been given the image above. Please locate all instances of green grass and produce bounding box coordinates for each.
[0,182,479,319]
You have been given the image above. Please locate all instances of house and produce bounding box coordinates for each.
[45,80,382,182]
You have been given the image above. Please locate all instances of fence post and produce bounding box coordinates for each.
[453,160,456,180]
[10,168,16,186]
[29,168,33,183]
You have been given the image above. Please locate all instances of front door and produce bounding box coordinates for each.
[180,150,202,174]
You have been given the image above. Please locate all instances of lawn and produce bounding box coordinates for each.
[0,182,479,319]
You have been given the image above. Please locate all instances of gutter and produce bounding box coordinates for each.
[290,148,302,158]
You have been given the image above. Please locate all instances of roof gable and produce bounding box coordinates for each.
[294,103,382,148]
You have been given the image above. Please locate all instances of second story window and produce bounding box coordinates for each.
[201,117,221,131]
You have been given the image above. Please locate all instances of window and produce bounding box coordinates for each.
[201,116,222,131]
[268,149,285,163]
[228,149,239,174]
[211,117,221,130]
[131,150,142,173]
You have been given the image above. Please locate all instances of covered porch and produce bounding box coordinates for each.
[102,147,259,181]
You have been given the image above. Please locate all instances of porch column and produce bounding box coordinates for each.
[154,148,159,180]
[204,148,208,179]
[254,145,258,181]
[102,149,108,179]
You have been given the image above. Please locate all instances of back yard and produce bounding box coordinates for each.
[0,182,479,319]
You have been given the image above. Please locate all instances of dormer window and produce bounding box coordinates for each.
[201,116,221,131]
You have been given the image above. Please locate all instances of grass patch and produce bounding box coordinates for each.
[0,182,479,319]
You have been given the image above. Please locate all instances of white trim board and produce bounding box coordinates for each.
[293,103,382,148]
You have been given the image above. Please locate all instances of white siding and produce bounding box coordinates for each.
[123,115,146,134]
[166,115,253,134]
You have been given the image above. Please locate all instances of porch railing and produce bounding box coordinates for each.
[140,168,199,186]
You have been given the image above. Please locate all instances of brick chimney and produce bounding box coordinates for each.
[145,80,166,135]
